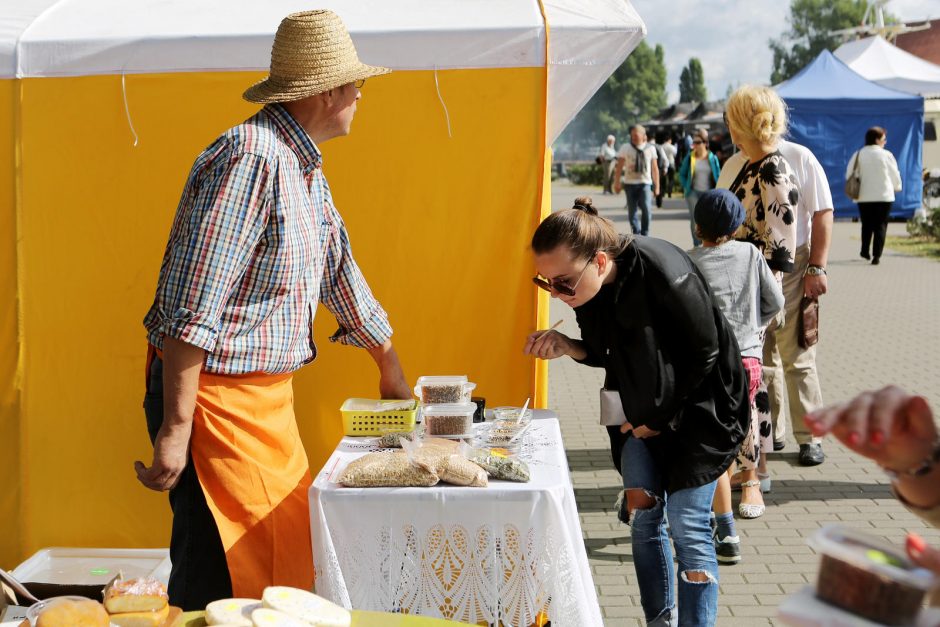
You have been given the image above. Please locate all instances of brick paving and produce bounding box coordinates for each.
[547,182,940,626]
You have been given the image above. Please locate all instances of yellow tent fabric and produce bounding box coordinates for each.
[0,0,647,570]
[1,67,547,566]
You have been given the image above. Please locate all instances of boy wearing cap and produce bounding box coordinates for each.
[687,189,784,564]
[138,10,411,608]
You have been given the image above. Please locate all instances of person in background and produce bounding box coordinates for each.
[525,197,750,626]
[598,134,618,195]
[846,126,902,265]
[661,134,678,198]
[688,190,784,564]
[679,129,721,247]
[718,135,833,466]
[613,125,660,236]
[650,133,669,208]
[805,386,940,581]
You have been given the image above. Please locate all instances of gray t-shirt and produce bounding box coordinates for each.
[687,241,784,358]
[692,160,713,192]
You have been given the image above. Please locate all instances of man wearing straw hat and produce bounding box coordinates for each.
[138,10,410,608]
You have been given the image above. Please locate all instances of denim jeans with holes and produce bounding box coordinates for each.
[618,435,719,627]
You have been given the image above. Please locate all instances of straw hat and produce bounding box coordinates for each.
[243,10,390,104]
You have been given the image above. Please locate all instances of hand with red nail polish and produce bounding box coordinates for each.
[802,386,936,471]
[907,532,940,576]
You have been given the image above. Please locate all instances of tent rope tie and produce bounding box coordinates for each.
[433,67,452,138]
[121,72,140,147]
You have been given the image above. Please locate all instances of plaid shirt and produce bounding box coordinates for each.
[144,104,392,374]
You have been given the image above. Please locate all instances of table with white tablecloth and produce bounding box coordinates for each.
[309,418,603,627]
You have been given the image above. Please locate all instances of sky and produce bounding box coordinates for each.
[630,0,938,103]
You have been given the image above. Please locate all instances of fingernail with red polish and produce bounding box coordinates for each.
[908,532,926,556]
[847,432,861,446]
[870,430,885,446]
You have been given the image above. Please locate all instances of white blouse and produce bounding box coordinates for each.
[846,145,902,203]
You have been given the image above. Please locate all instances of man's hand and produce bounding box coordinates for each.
[367,341,411,399]
[524,330,579,361]
[803,274,828,299]
[135,422,192,491]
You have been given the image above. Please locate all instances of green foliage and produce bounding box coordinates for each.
[907,205,940,242]
[557,40,668,152]
[769,0,896,84]
[679,58,707,103]
[566,164,604,186]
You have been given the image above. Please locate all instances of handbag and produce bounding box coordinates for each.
[599,388,627,426]
[798,296,819,349]
[845,150,861,200]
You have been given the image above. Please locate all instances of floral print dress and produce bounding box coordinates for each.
[729,151,799,469]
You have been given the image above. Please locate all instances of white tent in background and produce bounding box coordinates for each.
[834,35,940,97]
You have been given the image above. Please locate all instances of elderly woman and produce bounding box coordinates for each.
[846,126,902,265]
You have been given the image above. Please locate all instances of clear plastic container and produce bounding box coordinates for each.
[809,525,939,625]
[414,376,476,404]
[475,421,531,450]
[492,406,533,425]
[421,403,476,436]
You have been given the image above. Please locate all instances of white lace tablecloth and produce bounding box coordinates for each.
[309,418,602,627]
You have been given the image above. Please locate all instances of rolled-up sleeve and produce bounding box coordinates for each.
[321,206,393,349]
[147,149,271,352]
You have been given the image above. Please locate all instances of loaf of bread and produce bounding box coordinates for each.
[205,598,262,626]
[109,603,169,627]
[104,577,169,614]
[35,598,110,626]
[250,608,309,626]
[261,587,351,627]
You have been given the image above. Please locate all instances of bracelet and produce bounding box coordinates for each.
[882,438,940,480]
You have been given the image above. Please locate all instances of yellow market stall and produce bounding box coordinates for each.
[0,0,645,566]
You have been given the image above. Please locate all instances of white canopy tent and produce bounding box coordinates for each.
[835,35,940,97]
[1,0,645,142]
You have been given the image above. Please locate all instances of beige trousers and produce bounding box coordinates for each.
[763,245,824,445]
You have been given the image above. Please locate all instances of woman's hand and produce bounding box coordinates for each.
[804,385,937,471]
[524,330,578,360]
[907,533,940,577]
[619,421,659,439]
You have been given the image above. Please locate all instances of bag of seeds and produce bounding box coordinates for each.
[470,452,531,482]
[337,451,439,487]
[401,436,488,487]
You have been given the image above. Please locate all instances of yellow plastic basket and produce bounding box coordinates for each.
[340,398,417,436]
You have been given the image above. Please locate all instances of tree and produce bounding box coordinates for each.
[557,41,667,154]
[769,0,895,84]
[679,58,707,103]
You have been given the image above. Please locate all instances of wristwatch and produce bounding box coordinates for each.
[805,265,827,276]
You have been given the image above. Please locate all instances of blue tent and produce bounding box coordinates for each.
[777,50,924,218]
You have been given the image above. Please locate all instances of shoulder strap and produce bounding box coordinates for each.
[727,159,750,194]
[852,150,861,176]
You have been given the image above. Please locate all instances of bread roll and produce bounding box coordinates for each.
[250,608,309,626]
[261,587,350,627]
[205,598,262,626]
[109,603,169,627]
[36,598,109,626]
[104,577,168,614]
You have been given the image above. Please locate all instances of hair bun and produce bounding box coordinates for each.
[572,197,598,216]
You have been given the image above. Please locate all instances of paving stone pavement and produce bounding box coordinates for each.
[547,182,940,626]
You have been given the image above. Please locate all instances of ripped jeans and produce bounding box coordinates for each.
[619,435,719,627]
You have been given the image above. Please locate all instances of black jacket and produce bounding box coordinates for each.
[574,236,750,493]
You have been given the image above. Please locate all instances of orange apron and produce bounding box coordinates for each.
[145,342,316,598]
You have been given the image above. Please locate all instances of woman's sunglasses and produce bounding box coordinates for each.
[532,253,596,297]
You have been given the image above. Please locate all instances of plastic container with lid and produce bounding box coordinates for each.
[421,403,476,437]
[809,525,939,625]
[414,376,476,405]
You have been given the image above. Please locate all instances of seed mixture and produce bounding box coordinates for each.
[425,414,471,436]
[421,384,465,404]
[471,454,530,482]
[338,451,438,487]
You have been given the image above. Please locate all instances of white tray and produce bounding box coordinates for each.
[12,547,171,587]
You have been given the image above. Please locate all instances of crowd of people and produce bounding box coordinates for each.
[558,84,918,626]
